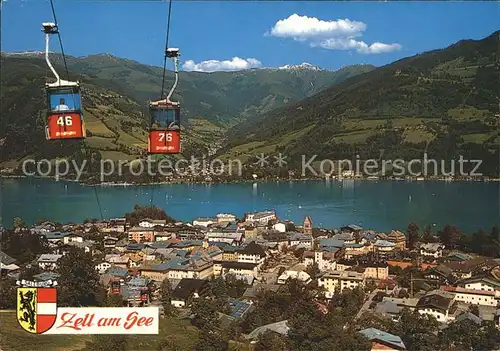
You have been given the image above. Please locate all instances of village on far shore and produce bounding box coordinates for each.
[1,209,500,350]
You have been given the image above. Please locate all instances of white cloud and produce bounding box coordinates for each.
[358,42,402,54]
[269,14,365,40]
[315,38,402,54]
[183,57,262,72]
[269,14,401,54]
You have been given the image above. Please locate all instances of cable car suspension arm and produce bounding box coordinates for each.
[166,52,179,103]
[49,0,71,82]
[160,0,173,100]
[43,26,60,84]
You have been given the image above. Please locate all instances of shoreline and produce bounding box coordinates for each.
[3,175,497,233]
[1,174,500,187]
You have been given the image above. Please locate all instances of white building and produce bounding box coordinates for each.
[206,232,244,246]
[420,243,445,258]
[245,210,276,225]
[103,218,127,233]
[38,254,63,270]
[193,218,217,227]
[288,232,313,248]
[416,291,455,323]
[139,219,167,228]
[237,242,267,265]
[277,264,311,285]
[273,222,287,233]
[303,251,337,272]
[30,222,56,234]
[318,270,365,298]
[170,278,209,308]
[95,262,112,274]
[105,254,130,268]
[441,286,498,307]
[362,263,389,280]
[216,213,236,223]
[63,240,94,254]
[166,260,214,280]
[220,262,259,278]
[373,240,396,253]
[460,277,500,298]
[103,236,119,248]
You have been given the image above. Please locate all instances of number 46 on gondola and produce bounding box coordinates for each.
[42,22,86,140]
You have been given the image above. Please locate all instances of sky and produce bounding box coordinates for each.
[2,1,499,72]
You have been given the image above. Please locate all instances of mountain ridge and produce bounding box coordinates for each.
[0,52,372,165]
[221,30,499,175]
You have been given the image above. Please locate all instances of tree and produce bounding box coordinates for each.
[206,277,231,313]
[329,287,365,321]
[13,216,26,229]
[490,226,499,241]
[191,298,220,330]
[407,222,420,249]
[159,279,176,317]
[157,338,183,351]
[57,248,102,307]
[0,230,49,264]
[475,321,500,350]
[288,299,370,351]
[438,225,461,249]
[103,293,126,307]
[224,274,249,298]
[393,309,439,351]
[438,319,500,351]
[422,226,434,243]
[124,205,174,227]
[19,264,42,280]
[395,267,424,290]
[194,328,228,351]
[364,279,377,293]
[305,262,320,280]
[468,304,480,317]
[255,330,289,351]
[0,278,16,309]
[191,297,228,351]
[85,335,128,351]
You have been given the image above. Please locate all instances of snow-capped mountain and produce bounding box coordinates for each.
[277,62,324,71]
[2,51,46,57]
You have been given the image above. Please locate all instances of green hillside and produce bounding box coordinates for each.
[0,53,372,168]
[67,56,374,125]
[22,53,374,126]
[0,311,198,351]
[224,31,499,175]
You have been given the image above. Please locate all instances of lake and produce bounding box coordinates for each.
[1,178,499,233]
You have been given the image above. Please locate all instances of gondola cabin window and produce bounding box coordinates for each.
[150,107,180,130]
[48,87,81,112]
[46,86,86,140]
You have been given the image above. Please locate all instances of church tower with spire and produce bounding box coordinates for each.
[303,216,313,236]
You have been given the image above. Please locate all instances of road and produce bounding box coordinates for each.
[355,288,381,320]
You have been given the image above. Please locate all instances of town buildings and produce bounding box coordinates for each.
[318,270,366,298]
[9,206,499,350]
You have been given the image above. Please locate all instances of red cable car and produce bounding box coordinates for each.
[148,48,181,154]
[140,288,149,302]
[42,22,86,140]
[111,280,121,294]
